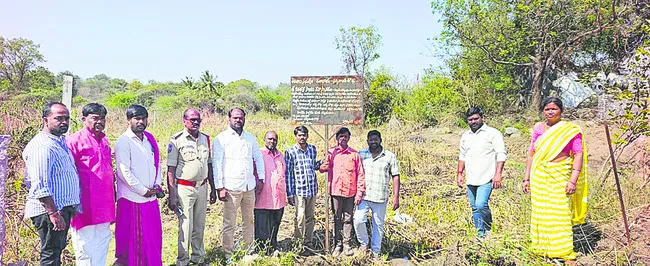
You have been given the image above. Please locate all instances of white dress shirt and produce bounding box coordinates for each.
[212,127,265,192]
[114,128,162,203]
[459,124,507,186]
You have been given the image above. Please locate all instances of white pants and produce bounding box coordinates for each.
[71,223,111,266]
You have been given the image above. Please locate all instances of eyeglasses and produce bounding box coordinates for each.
[186,118,202,123]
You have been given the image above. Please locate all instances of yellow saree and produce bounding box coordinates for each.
[530,121,588,259]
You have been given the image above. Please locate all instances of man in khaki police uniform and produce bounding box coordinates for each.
[167,108,217,266]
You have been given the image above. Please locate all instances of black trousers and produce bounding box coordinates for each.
[30,206,75,266]
[254,208,284,251]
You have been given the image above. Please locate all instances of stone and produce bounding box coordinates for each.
[504,127,522,137]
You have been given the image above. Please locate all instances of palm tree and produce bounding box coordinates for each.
[181,76,197,90]
[200,70,223,98]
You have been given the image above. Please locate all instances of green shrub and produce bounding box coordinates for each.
[106,91,137,109]
[255,87,290,118]
[154,95,184,111]
[9,89,60,106]
[362,67,399,126]
[180,89,227,114]
[230,93,261,113]
[396,75,464,127]
[73,95,88,107]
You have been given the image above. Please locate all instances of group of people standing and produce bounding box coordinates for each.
[21,96,588,265]
[22,102,402,266]
[456,97,588,265]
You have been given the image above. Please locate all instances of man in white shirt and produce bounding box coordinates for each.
[113,105,163,266]
[212,108,265,259]
[456,107,506,239]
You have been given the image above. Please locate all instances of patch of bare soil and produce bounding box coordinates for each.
[629,205,650,264]
[592,204,650,265]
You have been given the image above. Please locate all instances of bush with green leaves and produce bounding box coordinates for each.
[106,91,137,109]
[255,86,290,118]
[230,93,261,113]
[178,88,226,114]
[365,67,398,126]
[396,75,465,127]
[73,95,88,107]
[154,95,185,111]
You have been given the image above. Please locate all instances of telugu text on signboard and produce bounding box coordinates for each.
[290,75,364,125]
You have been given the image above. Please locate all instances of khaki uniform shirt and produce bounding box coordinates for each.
[167,130,211,182]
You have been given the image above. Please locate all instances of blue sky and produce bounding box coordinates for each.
[2,0,443,86]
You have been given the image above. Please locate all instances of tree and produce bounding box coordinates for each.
[126,80,144,92]
[0,37,45,92]
[334,25,382,84]
[432,0,635,110]
[365,67,398,126]
[182,76,197,90]
[396,73,464,127]
[109,78,127,90]
[224,79,257,97]
[28,66,57,91]
[199,70,224,97]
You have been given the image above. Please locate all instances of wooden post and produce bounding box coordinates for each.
[604,123,631,243]
[324,125,330,252]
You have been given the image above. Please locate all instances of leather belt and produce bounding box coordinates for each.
[177,179,207,187]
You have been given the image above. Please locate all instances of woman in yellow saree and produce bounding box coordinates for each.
[522,97,588,263]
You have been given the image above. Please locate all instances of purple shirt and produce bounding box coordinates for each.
[67,127,116,229]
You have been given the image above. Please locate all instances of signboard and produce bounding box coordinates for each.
[62,75,73,109]
[290,75,364,125]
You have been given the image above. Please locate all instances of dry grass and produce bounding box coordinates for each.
[2,107,650,265]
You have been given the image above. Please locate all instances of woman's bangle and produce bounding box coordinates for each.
[457,171,464,174]
[47,210,58,216]
[522,179,530,183]
[569,180,577,185]
[572,169,580,172]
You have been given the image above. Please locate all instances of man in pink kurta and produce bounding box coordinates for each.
[254,131,287,255]
[319,127,365,257]
[66,103,115,266]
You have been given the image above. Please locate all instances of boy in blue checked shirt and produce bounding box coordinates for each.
[285,126,322,248]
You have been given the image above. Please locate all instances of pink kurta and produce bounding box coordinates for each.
[254,148,287,210]
[66,127,116,229]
